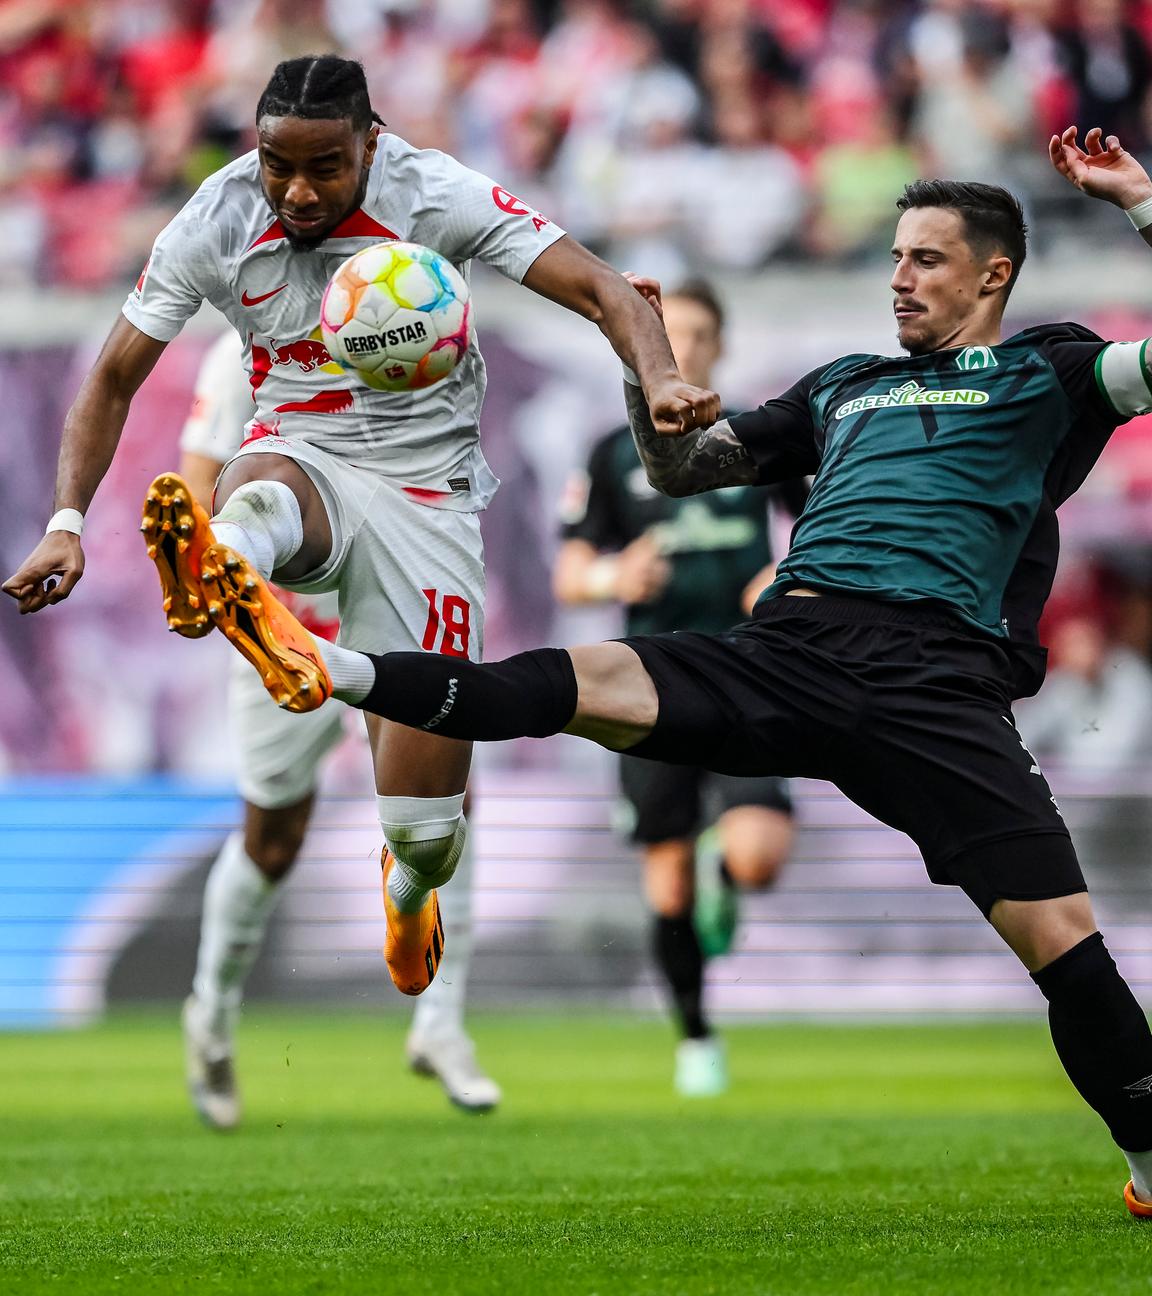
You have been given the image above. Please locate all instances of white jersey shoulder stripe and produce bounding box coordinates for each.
[1095,339,1152,417]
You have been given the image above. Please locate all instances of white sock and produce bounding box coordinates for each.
[380,793,467,914]
[210,480,304,579]
[1126,1148,1152,1203]
[410,835,475,1041]
[191,833,282,1043]
[315,640,375,703]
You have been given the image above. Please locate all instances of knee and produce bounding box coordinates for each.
[244,818,308,882]
[719,809,794,890]
[216,454,311,510]
[378,793,467,885]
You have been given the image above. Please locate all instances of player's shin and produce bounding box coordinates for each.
[1031,932,1152,1195]
[653,913,708,1040]
[345,647,578,739]
[191,832,283,1041]
[378,793,468,995]
[409,833,475,1039]
[211,481,304,580]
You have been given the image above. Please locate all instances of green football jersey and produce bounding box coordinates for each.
[561,423,807,635]
[727,324,1132,694]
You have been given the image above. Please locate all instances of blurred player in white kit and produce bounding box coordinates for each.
[178,330,498,1126]
[3,54,718,1118]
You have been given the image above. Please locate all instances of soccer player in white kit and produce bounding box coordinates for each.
[3,56,719,1043]
[177,330,498,1126]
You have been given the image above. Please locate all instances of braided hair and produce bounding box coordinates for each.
[256,56,385,132]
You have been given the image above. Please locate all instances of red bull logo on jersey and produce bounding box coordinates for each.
[249,336,342,390]
[269,338,333,372]
[834,379,989,420]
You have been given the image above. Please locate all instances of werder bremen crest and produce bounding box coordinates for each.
[956,345,998,371]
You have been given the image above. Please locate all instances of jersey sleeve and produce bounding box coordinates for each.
[1032,323,1134,422]
[419,151,567,283]
[122,202,221,342]
[1091,339,1152,418]
[727,366,826,484]
[559,433,626,549]
[179,330,254,462]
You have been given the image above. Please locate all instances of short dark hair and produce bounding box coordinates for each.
[257,56,383,133]
[896,179,1028,295]
[665,277,725,332]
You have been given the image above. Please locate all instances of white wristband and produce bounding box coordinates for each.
[1126,196,1152,231]
[585,555,619,601]
[621,364,640,387]
[46,508,84,537]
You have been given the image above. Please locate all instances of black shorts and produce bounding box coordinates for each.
[620,596,1085,916]
[619,755,792,845]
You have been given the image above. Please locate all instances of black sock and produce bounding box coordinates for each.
[360,647,577,740]
[1032,932,1152,1152]
[653,914,708,1040]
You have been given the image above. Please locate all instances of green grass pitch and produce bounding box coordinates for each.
[3,1012,1151,1294]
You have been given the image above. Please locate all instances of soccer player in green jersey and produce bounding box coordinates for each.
[554,281,804,1097]
[127,126,1152,1213]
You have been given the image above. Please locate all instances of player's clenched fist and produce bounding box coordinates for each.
[648,380,721,436]
[2,533,85,614]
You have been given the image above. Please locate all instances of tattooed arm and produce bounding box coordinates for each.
[624,378,759,497]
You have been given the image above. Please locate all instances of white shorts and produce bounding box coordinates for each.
[229,654,349,808]
[227,439,486,659]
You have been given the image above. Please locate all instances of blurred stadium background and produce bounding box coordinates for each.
[6,0,1152,1036]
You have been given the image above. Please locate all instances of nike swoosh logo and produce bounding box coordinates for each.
[241,284,288,306]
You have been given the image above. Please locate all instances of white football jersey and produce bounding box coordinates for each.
[180,329,253,464]
[179,328,341,640]
[125,132,566,512]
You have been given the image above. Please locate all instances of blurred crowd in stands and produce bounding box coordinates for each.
[3,0,1152,288]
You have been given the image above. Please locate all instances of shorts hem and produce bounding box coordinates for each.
[932,828,1084,918]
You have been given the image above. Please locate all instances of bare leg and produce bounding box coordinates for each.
[988,893,1097,972]
[243,794,314,882]
[717,806,794,890]
[565,643,659,749]
[365,715,473,798]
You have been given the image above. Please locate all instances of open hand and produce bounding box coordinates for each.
[1049,126,1152,208]
[2,532,85,613]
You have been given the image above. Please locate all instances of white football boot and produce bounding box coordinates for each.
[182,995,240,1131]
[406,1031,502,1113]
[675,1036,729,1098]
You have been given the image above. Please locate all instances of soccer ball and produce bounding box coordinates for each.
[319,241,471,392]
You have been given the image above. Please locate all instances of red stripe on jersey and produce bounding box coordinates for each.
[248,220,287,250]
[403,486,452,501]
[245,211,399,252]
[328,210,400,240]
[273,390,354,415]
[240,421,281,447]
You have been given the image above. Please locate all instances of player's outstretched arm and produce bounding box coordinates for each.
[623,379,758,497]
[1,317,167,613]
[521,237,720,436]
[1049,126,1152,246]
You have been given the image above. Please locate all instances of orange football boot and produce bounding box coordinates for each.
[140,472,215,637]
[380,846,445,996]
[1125,1181,1152,1218]
[198,542,332,714]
